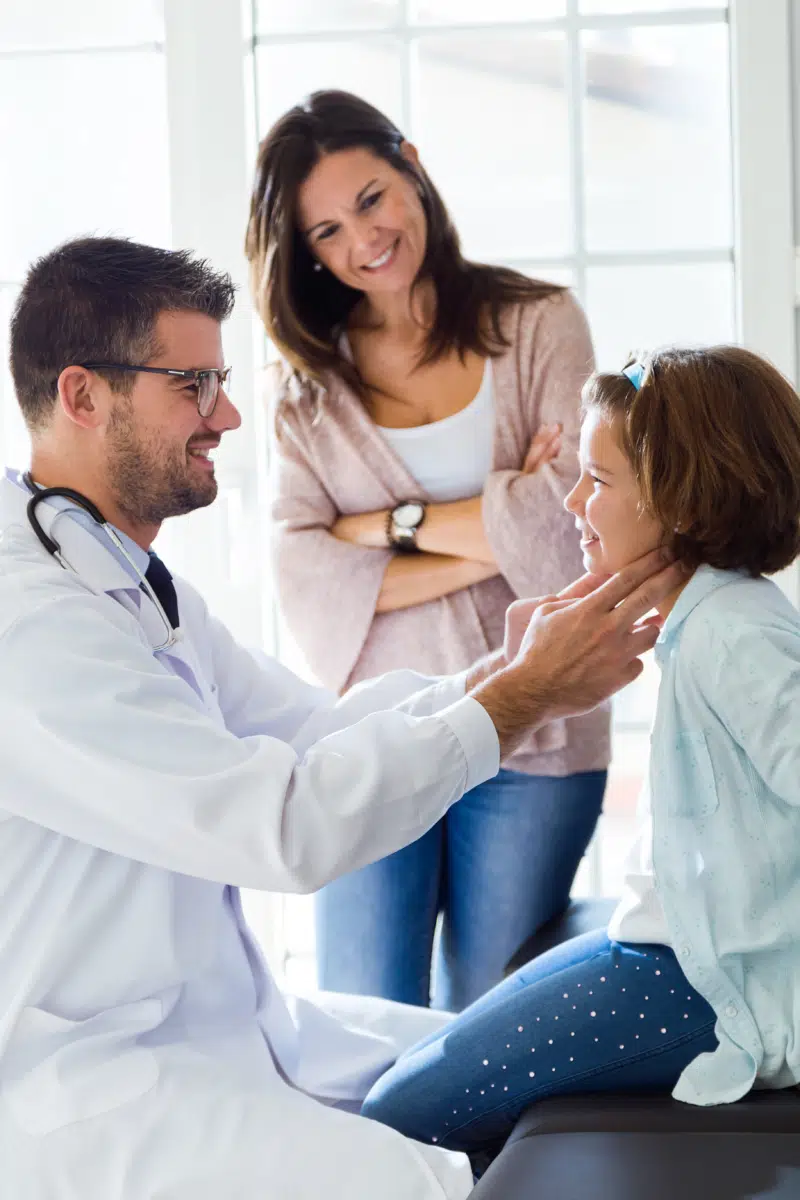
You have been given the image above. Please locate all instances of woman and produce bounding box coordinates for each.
[245,89,610,1012]
[360,346,800,1155]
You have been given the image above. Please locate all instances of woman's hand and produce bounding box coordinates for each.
[523,422,563,473]
[332,510,387,548]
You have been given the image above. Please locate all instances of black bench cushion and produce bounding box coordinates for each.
[471,1091,800,1200]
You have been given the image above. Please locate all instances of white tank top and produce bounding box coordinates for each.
[376,359,495,503]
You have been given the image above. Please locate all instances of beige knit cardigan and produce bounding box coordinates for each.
[267,291,611,777]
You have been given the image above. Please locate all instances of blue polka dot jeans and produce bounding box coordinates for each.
[361,929,718,1152]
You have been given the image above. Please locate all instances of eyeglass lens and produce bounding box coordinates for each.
[197,374,217,418]
[197,369,230,419]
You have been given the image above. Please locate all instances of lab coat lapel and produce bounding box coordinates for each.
[0,478,173,656]
[0,477,133,595]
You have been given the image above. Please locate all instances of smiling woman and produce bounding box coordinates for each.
[245,89,611,1013]
[298,145,428,295]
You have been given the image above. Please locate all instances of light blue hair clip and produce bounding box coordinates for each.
[622,362,646,390]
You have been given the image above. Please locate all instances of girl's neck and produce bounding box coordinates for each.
[655,573,692,621]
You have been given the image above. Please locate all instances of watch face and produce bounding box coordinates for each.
[393,502,425,529]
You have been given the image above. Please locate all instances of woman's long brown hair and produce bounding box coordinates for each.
[245,89,564,400]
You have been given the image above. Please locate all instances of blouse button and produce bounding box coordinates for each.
[680,946,691,959]
[725,1005,738,1019]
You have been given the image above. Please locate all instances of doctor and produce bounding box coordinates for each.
[0,236,680,1200]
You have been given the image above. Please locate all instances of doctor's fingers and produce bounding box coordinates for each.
[609,561,685,632]
[555,571,611,603]
[579,555,683,627]
[625,622,661,660]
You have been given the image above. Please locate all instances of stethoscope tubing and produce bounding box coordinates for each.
[23,474,179,653]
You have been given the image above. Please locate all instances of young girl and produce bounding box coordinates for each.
[359,344,800,1154]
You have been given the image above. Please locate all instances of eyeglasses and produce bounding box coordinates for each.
[80,363,232,419]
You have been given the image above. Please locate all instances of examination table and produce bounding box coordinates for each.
[472,899,800,1200]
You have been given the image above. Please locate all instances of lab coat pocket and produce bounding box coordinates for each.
[2,997,162,1135]
[667,732,720,818]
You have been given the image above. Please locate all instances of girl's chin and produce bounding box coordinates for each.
[581,539,608,572]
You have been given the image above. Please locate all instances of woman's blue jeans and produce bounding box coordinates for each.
[361,930,719,1153]
[315,768,607,1011]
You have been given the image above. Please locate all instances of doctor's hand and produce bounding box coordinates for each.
[472,549,681,759]
[501,569,614,665]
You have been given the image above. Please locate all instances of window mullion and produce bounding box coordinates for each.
[566,0,587,303]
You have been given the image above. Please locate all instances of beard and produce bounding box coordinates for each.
[105,399,217,526]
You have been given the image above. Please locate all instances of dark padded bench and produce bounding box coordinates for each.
[469,899,800,1199]
[471,1090,800,1199]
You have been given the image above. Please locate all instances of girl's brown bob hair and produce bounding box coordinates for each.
[245,89,563,398]
[582,345,800,576]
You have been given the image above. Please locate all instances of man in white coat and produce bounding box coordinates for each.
[0,237,680,1200]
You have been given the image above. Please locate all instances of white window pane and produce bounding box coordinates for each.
[256,40,404,136]
[155,480,264,644]
[506,264,575,289]
[283,953,318,992]
[414,33,571,261]
[598,729,649,896]
[586,262,735,372]
[613,647,660,729]
[411,0,564,23]
[586,260,734,371]
[583,24,732,253]
[282,894,317,958]
[256,0,398,35]
[582,0,725,12]
[0,288,31,470]
[0,0,163,51]
[0,52,170,282]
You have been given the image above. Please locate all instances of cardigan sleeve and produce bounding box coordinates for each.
[268,387,391,693]
[481,291,594,598]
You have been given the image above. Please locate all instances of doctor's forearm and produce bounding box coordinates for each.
[375,553,500,613]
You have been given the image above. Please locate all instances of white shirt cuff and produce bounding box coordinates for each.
[436,695,500,793]
[425,669,470,709]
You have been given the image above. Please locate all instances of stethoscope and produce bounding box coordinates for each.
[23,472,180,652]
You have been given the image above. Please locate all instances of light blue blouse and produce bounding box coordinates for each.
[651,564,800,1105]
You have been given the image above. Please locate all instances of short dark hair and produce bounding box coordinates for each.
[582,345,800,576]
[245,89,563,398]
[10,236,236,432]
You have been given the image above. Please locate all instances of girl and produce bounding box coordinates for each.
[360,345,800,1153]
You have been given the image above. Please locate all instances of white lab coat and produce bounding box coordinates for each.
[0,477,500,1199]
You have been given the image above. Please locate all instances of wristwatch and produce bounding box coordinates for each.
[387,501,426,552]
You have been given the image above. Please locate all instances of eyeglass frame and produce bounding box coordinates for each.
[78,362,232,419]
